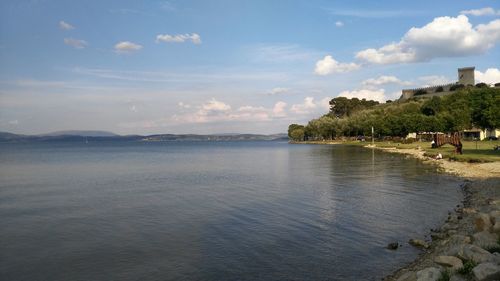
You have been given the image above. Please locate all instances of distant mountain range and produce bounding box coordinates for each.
[0,131,288,142]
[39,130,119,137]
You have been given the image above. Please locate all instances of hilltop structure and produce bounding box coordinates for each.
[400,67,475,100]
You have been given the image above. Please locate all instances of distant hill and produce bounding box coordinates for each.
[40,130,119,137]
[142,133,288,142]
[0,131,27,141]
[0,131,288,143]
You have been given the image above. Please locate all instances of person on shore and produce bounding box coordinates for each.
[431,139,437,148]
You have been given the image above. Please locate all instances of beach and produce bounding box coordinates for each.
[367,146,500,179]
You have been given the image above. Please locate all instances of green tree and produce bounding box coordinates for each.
[290,128,305,141]
[288,124,306,141]
[328,97,379,118]
[469,88,500,129]
[421,96,443,116]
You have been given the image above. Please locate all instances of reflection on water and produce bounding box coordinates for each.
[0,141,462,281]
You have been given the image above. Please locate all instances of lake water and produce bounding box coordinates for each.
[0,141,462,280]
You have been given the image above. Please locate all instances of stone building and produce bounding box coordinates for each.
[400,67,475,100]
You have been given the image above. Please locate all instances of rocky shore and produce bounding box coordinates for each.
[371,146,500,281]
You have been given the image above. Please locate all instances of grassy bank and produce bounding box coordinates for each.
[294,140,500,163]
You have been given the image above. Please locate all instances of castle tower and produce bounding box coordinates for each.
[458,67,475,86]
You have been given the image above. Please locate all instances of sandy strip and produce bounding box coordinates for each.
[365,145,500,179]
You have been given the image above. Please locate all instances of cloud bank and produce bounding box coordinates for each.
[475,68,500,84]
[355,15,500,64]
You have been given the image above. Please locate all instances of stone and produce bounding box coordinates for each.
[442,223,458,232]
[492,222,500,233]
[449,275,466,281]
[396,271,417,281]
[457,244,496,263]
[489,210,500,225]
[475,213,492,232]
[434,255,463,270]
[431,232,446,240]
[449,234,471,245]
[473,231,499,249]
[462,207,477,214]
[409,239,430,249]
[447,230,458,236]
[388,242,400,250]
[416,267,441,281]
[472,262,500,281]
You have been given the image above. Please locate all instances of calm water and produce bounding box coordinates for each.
[0,141,462,281]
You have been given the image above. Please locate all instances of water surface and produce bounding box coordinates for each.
[0,141,462,280]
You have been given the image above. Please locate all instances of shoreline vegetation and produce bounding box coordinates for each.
[292,140,500,280]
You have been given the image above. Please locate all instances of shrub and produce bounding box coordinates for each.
[458,259,477,275]
[486,244,500,253]
[475,82,489,88]
[435,86,444,92]
[450,84,465,91]
[437,270,450,281]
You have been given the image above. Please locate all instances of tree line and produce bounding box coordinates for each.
[288,87,500,141]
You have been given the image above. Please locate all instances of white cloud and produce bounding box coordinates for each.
[156,33,201,44]
[418,75,452,87]
[289,97,332,114]
[460,7,500,16]
[335,21,344,27]
[314,55,360,75]
[59,20,74,30]
[172,98,231,123]
[475,68,500,84]
[272,101,287,117]
[201,98,231,112]
[355,15,500,64]
[114,41,143,53]
[267,87,289,95]
[362,75,411,87]
[319,97,332,111]
[290,97,317,114]
[64,38,87,49]
[338,89,386,102]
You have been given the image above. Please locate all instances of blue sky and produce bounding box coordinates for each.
[1,0,499,135]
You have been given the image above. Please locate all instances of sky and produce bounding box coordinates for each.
[0,0,499,135]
